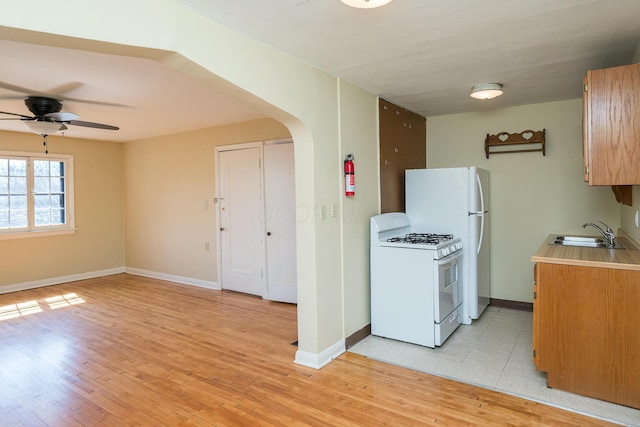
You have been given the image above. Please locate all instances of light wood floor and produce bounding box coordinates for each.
[0,274,616,426]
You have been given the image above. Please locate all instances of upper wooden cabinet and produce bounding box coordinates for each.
[583,63,640,185]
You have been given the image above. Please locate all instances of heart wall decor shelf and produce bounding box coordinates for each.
[484,129,545,158]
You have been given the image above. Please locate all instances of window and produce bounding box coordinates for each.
[0,151,74,239]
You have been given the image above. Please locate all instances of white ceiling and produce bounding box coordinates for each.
[1,0,640,142]
[0,39,266,142]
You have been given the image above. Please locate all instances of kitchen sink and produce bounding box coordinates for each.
[551,235,625,249]
[556,236,604,243]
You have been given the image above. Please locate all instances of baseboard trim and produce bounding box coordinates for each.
[125,267,220,290]
[489,298,533,312]
[294,339,346,369]
[1,267,221,295]
[345,323,371,350]
[0,267,126,294]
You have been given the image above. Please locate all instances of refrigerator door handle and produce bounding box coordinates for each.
[467,213,486,253]
[476,173,485,214]
[476,173,485,254]
[477,213,484,255]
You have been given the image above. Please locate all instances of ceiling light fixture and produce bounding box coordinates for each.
[25,120,64,136]
[340,0,394,8]
[470,83,503,100]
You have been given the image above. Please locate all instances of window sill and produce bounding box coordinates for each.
[0,228,77,241]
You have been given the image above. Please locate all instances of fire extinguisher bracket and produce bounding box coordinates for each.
[344,153,355,197]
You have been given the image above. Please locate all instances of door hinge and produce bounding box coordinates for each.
[533,349,536,359]
[533,291,536,300]
[584,83,588,92]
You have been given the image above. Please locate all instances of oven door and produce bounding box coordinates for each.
[434,250,462,323]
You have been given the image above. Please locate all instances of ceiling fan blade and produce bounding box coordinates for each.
[61,96,130,108]
[67,120,119,130]
[0,81,38,96]
[47,82,84,97]
[46,112,80,121]
[0,110,32,119]
[0,95,31,101]
[0,81,128,107]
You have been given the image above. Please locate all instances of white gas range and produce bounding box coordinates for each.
[370,212,463,348]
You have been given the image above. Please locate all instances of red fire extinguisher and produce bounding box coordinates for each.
[344,154,355,197]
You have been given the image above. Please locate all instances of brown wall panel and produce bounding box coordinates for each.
[379,99,426,213]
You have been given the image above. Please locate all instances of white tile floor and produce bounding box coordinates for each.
[349,307,640,426]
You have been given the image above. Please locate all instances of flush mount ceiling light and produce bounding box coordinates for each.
[470,83,503,100]
[25,120,64,136]
[340,0,394,8]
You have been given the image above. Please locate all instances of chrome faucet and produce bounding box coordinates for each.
[582,221,616,247]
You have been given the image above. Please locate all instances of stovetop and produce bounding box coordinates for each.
[379,232,462,258]
[387,233,454,245]
[370,214,462,259]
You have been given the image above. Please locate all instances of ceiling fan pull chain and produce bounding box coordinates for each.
[43,134,48,154]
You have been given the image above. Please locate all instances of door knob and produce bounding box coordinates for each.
[220,227,225,231]
[267,232,272,236]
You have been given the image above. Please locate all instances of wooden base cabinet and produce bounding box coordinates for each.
[533,262,640,409]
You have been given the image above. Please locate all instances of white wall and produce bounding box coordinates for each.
[338,81,380,338]
[427,99,620,302]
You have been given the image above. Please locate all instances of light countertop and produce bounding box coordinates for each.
[531,232,640,271]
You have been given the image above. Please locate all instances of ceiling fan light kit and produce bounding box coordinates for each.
[340,0,393,8]
[470,83,503,100]
[25,120,63,136]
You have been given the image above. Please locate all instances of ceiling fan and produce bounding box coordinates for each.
[0,95,119,136]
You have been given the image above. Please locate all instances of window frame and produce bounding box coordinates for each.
[0,150,75,240]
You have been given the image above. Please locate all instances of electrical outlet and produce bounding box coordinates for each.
[635,211,639,228]
[204,200,210,210]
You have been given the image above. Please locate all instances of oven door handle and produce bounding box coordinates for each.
[436,249,462,266]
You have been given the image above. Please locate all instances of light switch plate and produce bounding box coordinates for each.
[319,205,327,220]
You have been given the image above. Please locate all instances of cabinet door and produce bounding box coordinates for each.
[582,76,590,182]
[532,263,539,367]
[535,263,640,408]
[532,263,555,374]
[584,64,640,185]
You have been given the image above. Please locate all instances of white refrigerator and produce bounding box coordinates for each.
[405,167,490,325]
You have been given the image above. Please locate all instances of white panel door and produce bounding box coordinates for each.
[219,147,265,296]
[263,142,297,303]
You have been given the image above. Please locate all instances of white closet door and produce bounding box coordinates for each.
[263,142,297,303]
[218,147,266,296]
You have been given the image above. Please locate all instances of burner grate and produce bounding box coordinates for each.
[387,233,453,245]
